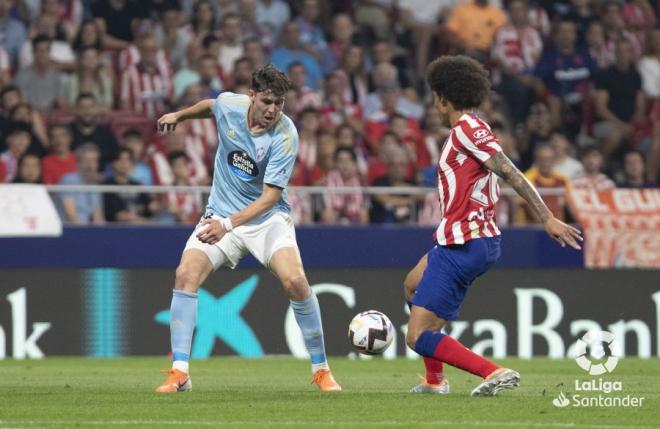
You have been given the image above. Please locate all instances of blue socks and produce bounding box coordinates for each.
[414,331,446,357]
[290,291,328,373]
[170,289,198,373]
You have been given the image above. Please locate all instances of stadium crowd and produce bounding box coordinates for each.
[0,0,657,225]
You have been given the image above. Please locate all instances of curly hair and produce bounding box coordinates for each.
[426,55,491,110]
[251,64,292,97]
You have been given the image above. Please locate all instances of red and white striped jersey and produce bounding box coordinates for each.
[118,45,173,82]
[120,64,173,119]
[434,113,503,246]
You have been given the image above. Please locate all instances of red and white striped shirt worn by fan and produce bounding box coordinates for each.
[434,113,502,246]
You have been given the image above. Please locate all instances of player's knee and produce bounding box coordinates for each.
[406,329,421,350]
[175,264,201,292]
[282,274,309,301]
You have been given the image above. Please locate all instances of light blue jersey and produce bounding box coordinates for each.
[206,92,299,225]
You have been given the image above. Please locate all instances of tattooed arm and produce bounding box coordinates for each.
[484,152,583,250]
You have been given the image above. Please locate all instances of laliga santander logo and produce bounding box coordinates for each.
[575,330,619,375]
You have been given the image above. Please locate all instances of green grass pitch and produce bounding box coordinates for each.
[1,357,658,429]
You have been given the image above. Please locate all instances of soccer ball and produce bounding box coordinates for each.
[348,310,394,355]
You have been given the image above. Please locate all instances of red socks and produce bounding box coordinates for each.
[423,357,444,384]
[433,335,499,378]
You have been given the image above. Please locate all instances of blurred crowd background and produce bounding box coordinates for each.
[0,0,657,226]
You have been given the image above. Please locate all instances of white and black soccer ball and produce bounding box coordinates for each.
[348,310,394,355]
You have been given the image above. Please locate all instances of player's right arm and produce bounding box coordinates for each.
[484,152,583,250]
[157,99,215,132]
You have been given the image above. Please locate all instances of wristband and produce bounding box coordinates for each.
[221,217,234,232]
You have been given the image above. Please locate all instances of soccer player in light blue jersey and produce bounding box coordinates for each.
[154,65,341,393]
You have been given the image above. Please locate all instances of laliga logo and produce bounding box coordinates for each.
[473,129,489,139]
[575,330,619,375]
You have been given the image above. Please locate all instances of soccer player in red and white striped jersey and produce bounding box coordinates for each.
[404,56,583,397]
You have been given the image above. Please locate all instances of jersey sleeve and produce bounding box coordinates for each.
[263,122,299,189]
[454,119,502,164]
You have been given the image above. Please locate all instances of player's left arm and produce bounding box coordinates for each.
[484,152,583,249]
[157,99,215,132]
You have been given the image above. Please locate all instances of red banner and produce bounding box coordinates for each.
[567,188,660,268]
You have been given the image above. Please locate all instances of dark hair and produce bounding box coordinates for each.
[122,127,143,141]
[192,0,216,33]
[0,85,19,100]
[13,153,42,184]
[287,61,305,72]
[73,19,102,51]
[168,150,189,165]
[76,92,96,105]
[6,122,31,138]
[426,55,490,110]
[334,147,357,163]
[624,149,645,162]
[114,147,134,162]
[580,144,602,159]
[251,64,291,97]
[32,34,52,50]
[299,106,319,118]
[201,34,219,49]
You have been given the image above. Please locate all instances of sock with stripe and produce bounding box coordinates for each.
[290,291,329,373]
[170,289,198,374]
[414,331,499,379]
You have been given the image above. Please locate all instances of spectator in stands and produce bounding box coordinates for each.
[14,35,69,111]
[92,0,148,50]
[335,123,368,178]
[370,146,418,224]
[19,12,75,71]
[549,131,584,181]
[572,145,616,191]
[196,54,222,98]
[120,128,153,185]
[308,132,336,185]
[104,148,153,223]
[294,0,326,65]
[639,29,660,183]
[189,0,216,42]
[154,5,192,72]
[8,101,48,155]
[120,32,173,119]
[389,113,427,170]
[324,13,356,73]
[618,150,654,188]
[586,21,613,69]
[287,61,321,113]
[70,93,119,170]
[446,0,506,60]
[12,153,42,183]
[318,70,364,134]
[217,13,244,76]
[370,40,414,91]
[164,150,203,224]
[354,0,393,43]
[67,47,113,111]
[148,125,209,186]
[397,0,445,81]
[237,0,274,51]
[243,37,267,69]
[491,0,543,127]
[0,125,31,182]
[321,147,369,225]
[297,107,320,178]
[58,143,104,225]
[534,20,596,132]
[0,0,27,67]
[562,0,596,43]
[72,19,103,52]
[42,124,76,185]
[601,1,643,61]
[271,20,322,90]
[340,45,368,107]
[232,57,255,89]
[364,63,423,120]
[518,100,554,170]
[593,39,646,160]
[517,144,569,223]
[256,0,291,38]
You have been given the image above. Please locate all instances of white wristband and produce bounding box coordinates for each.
[221,217,233,232]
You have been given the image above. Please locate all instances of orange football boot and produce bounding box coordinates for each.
[155,369,192,393]
[311,369,342,392]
